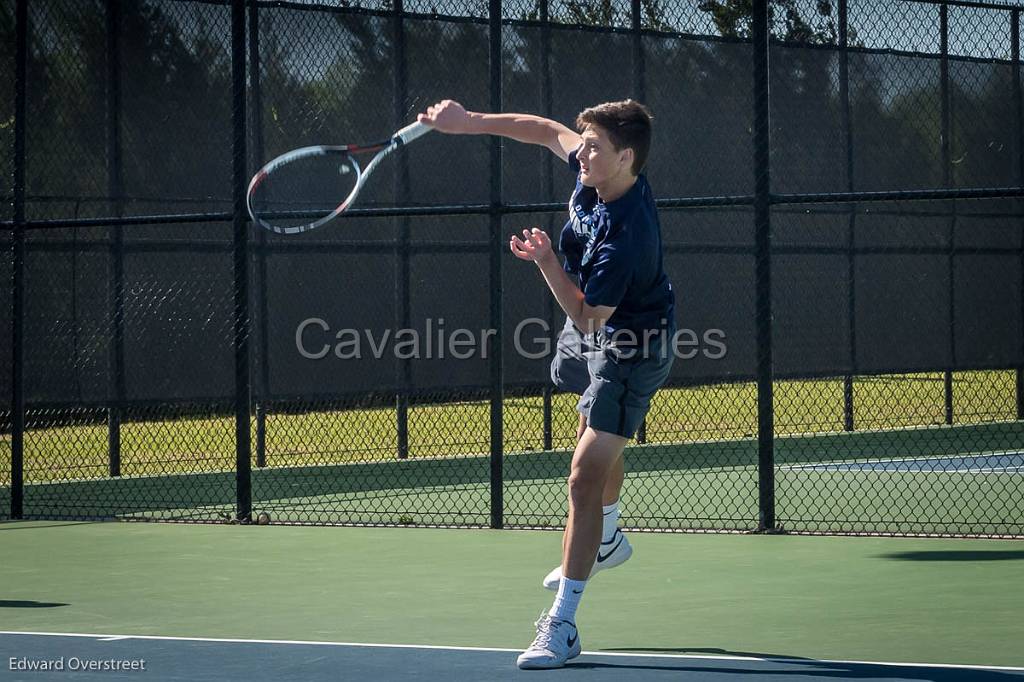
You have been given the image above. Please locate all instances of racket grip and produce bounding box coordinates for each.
[394,121,431,145]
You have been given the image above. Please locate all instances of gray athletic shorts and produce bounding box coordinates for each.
[549,317,675,439]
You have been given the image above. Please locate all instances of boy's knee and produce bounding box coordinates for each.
[567,467,604,507]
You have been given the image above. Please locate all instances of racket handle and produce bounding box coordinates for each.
[394,121,431,145]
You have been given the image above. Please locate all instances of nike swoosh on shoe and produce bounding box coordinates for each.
[596,536,624,563]
[600,529,621,546]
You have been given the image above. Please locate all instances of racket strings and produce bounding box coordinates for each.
[249,151,360,231]
[247,121,430,234]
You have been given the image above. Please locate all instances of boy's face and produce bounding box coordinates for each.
[577,124,633,188]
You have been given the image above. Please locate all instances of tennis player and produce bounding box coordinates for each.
[418,99,675,670]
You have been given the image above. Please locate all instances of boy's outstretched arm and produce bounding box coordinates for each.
[417,100,581,162]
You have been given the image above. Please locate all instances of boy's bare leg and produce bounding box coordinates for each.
[562,427,628,580]
[562,414,624,558]
[604,452,624,506]
[577,413,624,504]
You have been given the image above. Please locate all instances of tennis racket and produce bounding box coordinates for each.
[246,121,432,235]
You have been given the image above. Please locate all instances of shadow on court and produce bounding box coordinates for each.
[605,647,816,659]
[583,652,1024,681]
[571,660,1024,680]
[0,522,106,531]
[877,550,1024,562]
[0,600,69,608]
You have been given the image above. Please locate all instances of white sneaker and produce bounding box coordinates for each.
[542,529,633,590]
[516,612,582,670]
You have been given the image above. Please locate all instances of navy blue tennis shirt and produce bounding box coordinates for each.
[558,146,675,342]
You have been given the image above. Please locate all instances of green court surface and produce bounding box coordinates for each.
[1,521,1023,670]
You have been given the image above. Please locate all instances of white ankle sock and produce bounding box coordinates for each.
[601,500,620,543]
[549,577,587,622]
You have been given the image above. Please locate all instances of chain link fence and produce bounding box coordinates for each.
[2,0,1023,536]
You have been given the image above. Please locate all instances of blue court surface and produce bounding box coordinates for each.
[3,632,1024,681]
[782,451,1024,474]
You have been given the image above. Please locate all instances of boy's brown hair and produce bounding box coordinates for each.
[575,99,653,176]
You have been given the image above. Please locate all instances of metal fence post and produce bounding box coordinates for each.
[249,0,268,469]
[395,0,411,460]
[1013,10,1024,420]
[940,2,955,425]
[106,0,124,478]
[632,0,647,445]
[752,0,775,532]
[631,0,645,102]
[489,0,504,529]
[540,0,554,452]
[10,0,27,520]
[840,0,856,432]
[231,0,252,522]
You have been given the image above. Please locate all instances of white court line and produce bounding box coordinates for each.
[956,466,1024,474]
[1,630,1023,673]
[787,464,1024,474]
[781,449,1024,472]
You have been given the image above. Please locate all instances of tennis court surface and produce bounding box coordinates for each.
[4,632,1024,681]
[2,521,1022,680]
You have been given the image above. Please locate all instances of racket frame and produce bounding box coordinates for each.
[246,121,431,235]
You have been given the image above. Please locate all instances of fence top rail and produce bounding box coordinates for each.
[250,0,1024,14]
[247,0,1024,44]
[903,0,1024,12]
[48,0,1019,13]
